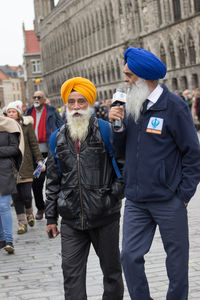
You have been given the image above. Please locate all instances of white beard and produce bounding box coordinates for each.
[66,106,94,142]
[126,78,151,123]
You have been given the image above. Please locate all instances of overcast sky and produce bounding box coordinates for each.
[0,0,59,66]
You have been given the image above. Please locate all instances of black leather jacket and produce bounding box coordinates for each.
[45,117,124,230]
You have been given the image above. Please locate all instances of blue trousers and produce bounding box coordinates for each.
[121,196,189,300]
[0,194,13,242]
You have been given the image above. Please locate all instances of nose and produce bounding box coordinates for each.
[73,101,81,110]
[124,75,129,82]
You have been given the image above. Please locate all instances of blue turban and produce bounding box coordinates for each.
[124,47,167,80]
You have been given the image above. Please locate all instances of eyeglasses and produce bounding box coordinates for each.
[68,99,87,106]
[33,96,43,100]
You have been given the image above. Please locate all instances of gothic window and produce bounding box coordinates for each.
[111,60,116,81]
[116,58,121,80]
[105,5,112,46]
[178,37,185,66]
[188,34,196,64]
[118,0,123,15]
[106,62,110,82]
[92,67,96,84]
[97,65,101,84]
[101,63,106,83]
[194,0,200,12]
[191,74,199,88]
[180,76,188,90]
[169,39,176,68]
[157,0,162,26]
[91,15,96,52]
[160,44,167,66]
[109,1,116,43]
[172,78,178,91]
[163,0,171,23]
[173,0,181,21]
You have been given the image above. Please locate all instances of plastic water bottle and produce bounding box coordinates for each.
[112,87,126,129]
[33,158,47,178]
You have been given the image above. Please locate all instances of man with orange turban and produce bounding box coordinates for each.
[45,77,125,300]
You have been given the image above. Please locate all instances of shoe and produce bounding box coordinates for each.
[17,223,27,234]
[0,240,6,249]
[35,210,44,220]
[27,213,35,227]
[4,242,14,254]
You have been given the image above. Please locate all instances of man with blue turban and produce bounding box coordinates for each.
[109,47,200,300]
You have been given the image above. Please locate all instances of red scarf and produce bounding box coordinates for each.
[31,106,47,143]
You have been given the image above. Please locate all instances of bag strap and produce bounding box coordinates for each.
[98,118,122,179]
[49,128,62,175]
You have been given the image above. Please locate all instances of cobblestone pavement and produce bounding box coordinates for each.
[0,184,200,300]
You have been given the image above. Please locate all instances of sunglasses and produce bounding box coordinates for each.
[33,96,43,100]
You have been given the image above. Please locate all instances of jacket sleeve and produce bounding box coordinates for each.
[45,150,61,224]
[27,124,43,162]
[0,133,20,158]
[110,154,125,202]
[171,105,200,202]
[111,125,127,158]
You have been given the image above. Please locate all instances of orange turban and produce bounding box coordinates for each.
[61,77,97,105]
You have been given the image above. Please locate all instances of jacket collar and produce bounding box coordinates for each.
[148,84,168,112]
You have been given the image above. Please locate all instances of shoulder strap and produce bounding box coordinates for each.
[49,128,62,175]
[98,118,122,179]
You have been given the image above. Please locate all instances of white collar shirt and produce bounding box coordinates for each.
[147,84,164,110]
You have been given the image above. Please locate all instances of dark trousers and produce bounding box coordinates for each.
[32,152,47,211]
[12,182,32,214]
[121,196,189,300]
[61,220,124,300]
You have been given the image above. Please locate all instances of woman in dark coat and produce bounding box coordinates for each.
[7,101,43,234]
[0,108,24,254]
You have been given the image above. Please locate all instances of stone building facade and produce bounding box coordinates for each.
[34,0,200,107]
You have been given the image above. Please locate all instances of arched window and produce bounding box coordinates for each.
[191,74,199,89]
[173,0,181,21]
[169,39,176,68]
[194,0,200,12]
[160,44,167,66]
[101,64,106,83]
[180,76,188,90]
[116,58,121,80]
[106,62,110,82]
[172,78,178,91]
[188,34,196,65]
[178,37,185,66]
[118,0,123,15]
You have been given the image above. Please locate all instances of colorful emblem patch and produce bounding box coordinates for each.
[146,117,164,135]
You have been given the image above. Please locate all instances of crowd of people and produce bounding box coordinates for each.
[0,46,200,300]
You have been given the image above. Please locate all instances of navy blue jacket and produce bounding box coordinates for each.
[112,85,200,203]
[26,104,64,143]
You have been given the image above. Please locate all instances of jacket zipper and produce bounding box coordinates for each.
[77,153,84,230]
[136,119,143,199]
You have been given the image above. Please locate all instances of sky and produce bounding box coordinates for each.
[0,0,59,66]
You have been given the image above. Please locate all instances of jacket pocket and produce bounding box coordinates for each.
[159,160,176,192]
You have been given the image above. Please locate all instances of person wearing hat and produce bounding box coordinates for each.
[26,91,64,221]
[0,107,24,254]
[109,47,200,300]
[45,77,124,300]
[7,100,44,235]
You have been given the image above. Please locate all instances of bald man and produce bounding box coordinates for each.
[26,91,63,220]
[45,77,124,300]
